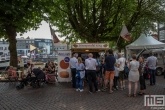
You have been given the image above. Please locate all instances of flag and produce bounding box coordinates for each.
[49,25,60,43]
[30,44,36,51]
[120,25,131,41]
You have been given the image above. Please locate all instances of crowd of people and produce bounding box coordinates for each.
[69,49,158,97]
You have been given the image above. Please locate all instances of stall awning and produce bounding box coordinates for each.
[126,34,165,49]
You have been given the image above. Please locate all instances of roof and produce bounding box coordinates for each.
[126,34,165,49]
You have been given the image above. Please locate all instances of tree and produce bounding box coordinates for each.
[0,0,47,67]
[46,0,165,48]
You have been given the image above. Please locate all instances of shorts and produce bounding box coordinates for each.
[119,71,124,81]
[105,71,115,80]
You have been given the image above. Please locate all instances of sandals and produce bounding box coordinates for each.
[138,92,143,95]
[138,92,145,95]
[133,94,136,97]
[101,88,106,92]
[128,94,137,97]
[109,91,114,94]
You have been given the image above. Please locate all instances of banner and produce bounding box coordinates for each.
[120,25,131,41]
[57,50,71,82]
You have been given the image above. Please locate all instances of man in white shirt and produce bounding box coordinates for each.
[146,51,158,85]
[117,53,126,90]
[69,53,78,88]
[85,53,99,93]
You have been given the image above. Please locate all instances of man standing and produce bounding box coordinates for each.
[85,53,99,93]
[117,53,126,90]
[102,49,116,94]
[146,51,158,85]
[69,53,78,88]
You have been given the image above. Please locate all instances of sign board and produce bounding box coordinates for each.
[57,50,71,82]
[71,43,109,49]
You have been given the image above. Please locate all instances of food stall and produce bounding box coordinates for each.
[57,43,109,82]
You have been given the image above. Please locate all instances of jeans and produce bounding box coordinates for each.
[113,76,119,88]
[76,78,83,90]
[149,69,156,85]
[86,70,98,92]
[71,68,76,88]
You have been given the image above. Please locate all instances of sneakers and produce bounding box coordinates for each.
[113,88,117,91]
[89,91,93,94]
[76,88,84,92]
[96,89,100,92]
[76,88,80,91]
[119,88,123,90]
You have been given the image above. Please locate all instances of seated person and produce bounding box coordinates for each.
[11,67,17,78]
[43,68,48,81]
[7,66,13,76]
[20,68,45,86]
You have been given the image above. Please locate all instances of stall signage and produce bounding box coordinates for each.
[72,43,109,49]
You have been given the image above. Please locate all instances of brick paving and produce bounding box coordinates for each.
[0,76,164,110]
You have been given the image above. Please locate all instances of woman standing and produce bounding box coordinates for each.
[75,57,85,92]
[128,54,139,97]
[138,56,146,95]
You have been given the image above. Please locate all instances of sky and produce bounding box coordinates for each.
[17,21,63,40]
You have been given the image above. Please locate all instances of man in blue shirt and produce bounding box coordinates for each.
[102,49,116,94]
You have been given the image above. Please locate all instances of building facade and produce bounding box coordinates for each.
[16,37,34,56]
[0,37,54,56]
[0,41,9,55]
[34,38,53,54]
[158,23,165,42]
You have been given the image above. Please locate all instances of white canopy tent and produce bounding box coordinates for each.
[126,34,165,59]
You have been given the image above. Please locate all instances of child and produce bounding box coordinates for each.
[113,62,119,90]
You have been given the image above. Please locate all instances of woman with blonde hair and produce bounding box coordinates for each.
[128,54,139,97]
[75,57,85,92]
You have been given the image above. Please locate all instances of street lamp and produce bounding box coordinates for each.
[65,36,69,50]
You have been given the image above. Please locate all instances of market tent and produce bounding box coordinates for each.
[126,34,165,49]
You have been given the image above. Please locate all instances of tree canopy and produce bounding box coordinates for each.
[0,0,47,66]
[46,0,165,49]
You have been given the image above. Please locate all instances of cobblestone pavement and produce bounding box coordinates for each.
[0,76,164,110]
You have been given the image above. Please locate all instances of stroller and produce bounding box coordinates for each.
[16,68,45,90]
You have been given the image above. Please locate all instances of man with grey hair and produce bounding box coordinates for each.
[146,51,158,85]
[69,53,78,88]
[85,53,100,93]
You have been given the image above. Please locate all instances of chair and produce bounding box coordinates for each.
[6,67,19,84]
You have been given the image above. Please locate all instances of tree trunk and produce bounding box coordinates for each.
[5,24,17,67]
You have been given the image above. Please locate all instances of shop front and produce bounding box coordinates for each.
[57,43,109,82]
[71,43,109,59]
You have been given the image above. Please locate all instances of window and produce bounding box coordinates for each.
[26,45,28,49]
[0,47,3,50]
[32,41,34,43]
[26,41,28,43]
[29,41,31,43]
[39,42,45,47]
